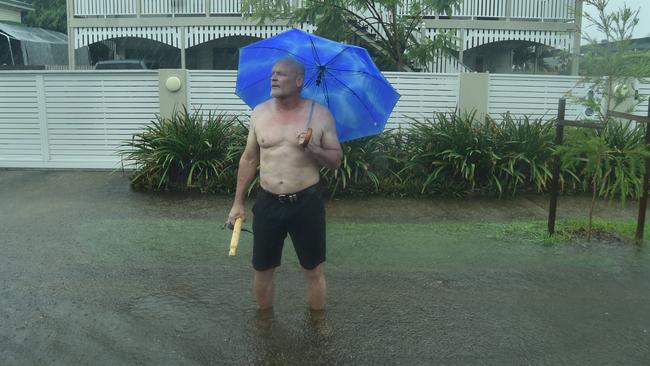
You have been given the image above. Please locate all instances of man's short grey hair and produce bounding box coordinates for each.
[274,57,305,77]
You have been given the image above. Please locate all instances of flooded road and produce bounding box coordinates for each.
[1,170,649,365]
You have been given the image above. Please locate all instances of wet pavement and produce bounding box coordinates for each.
[1,170,649,365]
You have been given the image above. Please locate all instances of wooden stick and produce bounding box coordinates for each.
[228,217,243,257]
[300,128,313,148]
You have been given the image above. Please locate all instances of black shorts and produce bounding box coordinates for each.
[252,184,326,271]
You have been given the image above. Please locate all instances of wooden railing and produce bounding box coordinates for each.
[72,0,576,21]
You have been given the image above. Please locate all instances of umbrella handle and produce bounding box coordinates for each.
[300,128,313,148]
[228,217,243,257]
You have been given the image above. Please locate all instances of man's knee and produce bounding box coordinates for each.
[255,268,275,283]
[304,264,325,282]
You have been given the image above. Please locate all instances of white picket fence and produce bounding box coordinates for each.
[1,70,640,169]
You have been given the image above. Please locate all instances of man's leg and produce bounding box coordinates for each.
[254,268,275,309]
[304,263,326,310]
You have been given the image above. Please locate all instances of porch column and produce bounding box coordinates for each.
[67,0,76,69]
[571,0,583,75]
[180,27,187,69]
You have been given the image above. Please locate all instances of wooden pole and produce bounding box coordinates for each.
[229,217,243,256]
[548,98,566,235]
[635,99,650,245]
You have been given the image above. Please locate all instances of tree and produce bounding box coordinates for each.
[242,0,461,71]
[580,0,641,114]
[22,0,67,34]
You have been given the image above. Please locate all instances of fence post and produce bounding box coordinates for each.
[159,69,189,119]
[635,99,650,245]
[548,98,566,235]
[458,72,489,120]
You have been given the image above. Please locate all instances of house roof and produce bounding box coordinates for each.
[582,37,650,53]
[0,1,34,11]
[0,21,67,44]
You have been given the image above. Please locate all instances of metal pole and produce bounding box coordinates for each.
[2,33,15,66]
[635,99,650,245]
[548,98,566,235]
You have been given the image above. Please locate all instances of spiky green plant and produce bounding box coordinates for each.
[320,131,399,197]
[557,120,650,239]
[493,114,555,195]
[120,107,248,193]
[401,112,500,195]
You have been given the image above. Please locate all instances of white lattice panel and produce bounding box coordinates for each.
[186,24,316,48]
[463,29,573,51]
[75,27,181,48]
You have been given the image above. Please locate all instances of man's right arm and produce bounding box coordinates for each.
[228,113,260,224]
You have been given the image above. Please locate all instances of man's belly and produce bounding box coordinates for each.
[259,161,320,194]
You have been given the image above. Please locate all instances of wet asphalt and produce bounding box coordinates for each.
[1,170,649,365]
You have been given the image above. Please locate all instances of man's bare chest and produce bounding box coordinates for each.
[256,120,305,148]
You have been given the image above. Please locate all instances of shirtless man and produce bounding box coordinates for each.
[228,58,342,314]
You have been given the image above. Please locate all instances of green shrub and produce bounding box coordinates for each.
[493,114,555,195]
[400,112,500,196]
[559,120,649,201]
[121,109,650,200]
[320,130,399,197]
[121,108,247,193]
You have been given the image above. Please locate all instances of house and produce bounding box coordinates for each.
[0,0,85,67]
[0,0,31,23]
[66,0,583,74]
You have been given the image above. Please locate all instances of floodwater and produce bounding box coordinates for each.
[1,170,649,365]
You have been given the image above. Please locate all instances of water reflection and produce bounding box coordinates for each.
[251,309,335,366]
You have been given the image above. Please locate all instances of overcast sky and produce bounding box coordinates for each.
[581,0,649,43]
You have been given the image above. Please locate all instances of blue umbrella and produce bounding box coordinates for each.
[235,28,401,142]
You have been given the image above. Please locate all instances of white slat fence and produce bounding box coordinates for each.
[0,71,159,169]
[2,70,638,169]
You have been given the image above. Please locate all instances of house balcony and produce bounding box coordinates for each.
[71,0,577,22]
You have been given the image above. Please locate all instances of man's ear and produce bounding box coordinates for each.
[296,75,304,88]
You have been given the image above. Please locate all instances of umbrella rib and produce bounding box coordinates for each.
[302,69,319,90]
[322,74,331,109]
[308,36,322,66]
[323,45,352,67]
[325,69,378,125]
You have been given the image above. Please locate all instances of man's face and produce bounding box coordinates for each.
[270,61,304,99]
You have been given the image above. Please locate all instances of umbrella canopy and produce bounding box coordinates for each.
[235,28,400,142]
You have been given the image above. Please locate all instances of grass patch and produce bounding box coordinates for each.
[498,218,638,246]
[75,218,647,274]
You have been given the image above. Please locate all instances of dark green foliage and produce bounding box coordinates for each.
[320,131,399,197]
[121,108,247,193]
[123,110,650,200]
[558,121,650,202]
[493,114,555,195]
[22,0,67,34]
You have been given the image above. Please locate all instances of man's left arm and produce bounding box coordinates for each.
[305,110,342,169]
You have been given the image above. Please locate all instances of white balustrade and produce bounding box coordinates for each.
[72,0,576,20]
